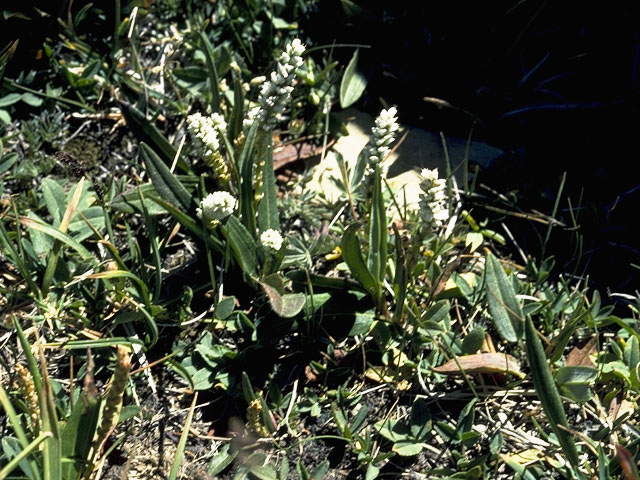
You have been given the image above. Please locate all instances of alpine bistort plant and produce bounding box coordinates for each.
[247,38,306,131]
[418,167,449,229]
[197,191,237,227]
[187,112,230,186]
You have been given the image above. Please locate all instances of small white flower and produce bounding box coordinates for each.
[245,38,306,131]
[260,229,284,252]
[197,191,237,224]
[418,168,449,228]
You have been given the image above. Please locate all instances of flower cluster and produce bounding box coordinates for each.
[247,38,306,131]
[187,112,229,185]
[418,168,449,229]
[364,107,399,178]
[197,191,237,226]
[260,229,284,252]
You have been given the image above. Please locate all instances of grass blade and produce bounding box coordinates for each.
[199,31,221,113]
[19,216,92,261]
[525,317,581,473]
[168,392,198,480]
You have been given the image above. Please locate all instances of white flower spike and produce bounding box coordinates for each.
[246,38,306,131]
[187,112,229,184]
[364,107,399,179]
[418,167,449,228]
[197,191,237,226]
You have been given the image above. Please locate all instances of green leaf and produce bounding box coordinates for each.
[40,359,62,480]
[110,178,198,214]
[19,216,92,261]
[310,460,329,480]
[215,296,236,320]
[410,398,431,440]
[341,223,379,300]
[221,215,258,277]
[556,366,597,403]
[118,101,188,171]
[258,138,279,232]
[21,93,43,107]
[239,122,259,234]
[368,166,387,293]
[348,310,375,336]
[525,317,581,471]
[0,433,50,480]
[392,441,424,456]
[461,327,486,354]
[229,71,245,142]
[624,336,639,369]
[207,444,237,476]
[339,49,367,109]
[365,464,380,480]
[60,390,100,479]
[0,93,22,107]
[485,253,523,342]
[146,194,224,254]
[260,279,306,318]
[199,32,221,113]
[0,152,18,174]
[250,465,278,480]
[140,143,192,211]
[392,224,408,323]
[40,178,66,226]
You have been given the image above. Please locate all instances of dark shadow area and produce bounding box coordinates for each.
[302,1,640,297]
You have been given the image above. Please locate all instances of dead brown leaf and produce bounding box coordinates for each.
[432,353,524,378]
[566,337,597,367]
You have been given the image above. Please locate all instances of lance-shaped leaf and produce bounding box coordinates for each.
[485,252,523,342]
[118,101,187,170]
[140,143,192,211]
[257,137,279,232]
[341,223,379,300]
[228,71,245,141]
[339,49,367,109]
[525,317,581,471]
[239,123,259,234]
[221,215,258,278]
[368,165,387,287]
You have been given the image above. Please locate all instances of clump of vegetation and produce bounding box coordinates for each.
[1,3,639,480]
